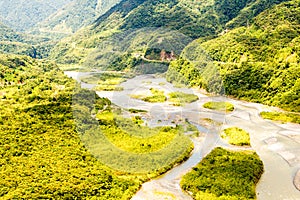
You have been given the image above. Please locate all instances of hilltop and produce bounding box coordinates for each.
[33,0,121,37]
[0,0,72,32]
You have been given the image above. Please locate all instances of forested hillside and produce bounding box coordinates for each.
[0,23,53,58]
[52,0,286,65]
[0,54,142,198]
[169,0,300,111]
[0,0,72,32]
[49,0,299,112]
[34,0,121,36]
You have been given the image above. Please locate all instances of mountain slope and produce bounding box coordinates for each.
[34,0,121,36]
[51,0,269,65]
[50,0,298,111]
[0,54,141,198]
[51,0,288,66]
[169,0,300,111]
[0,23,56,58]
[0,0,72,32]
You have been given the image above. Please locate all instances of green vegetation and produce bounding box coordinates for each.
[184,121,200,137]
[0,0,71,31]
[181,147,264,200]
[260,111,300,124]
[168,91,199,106]
[74,92,194,174]
[34,0,121,36]
[131,88,167,103]
[131,90,199,105]
[0,54,140,199]
[0,23,54,58]
[128,108,148,113]
[170,0,300,112]
[0,54,194,198]
[98,114,185,154]
[203,102,234,112]
[81,72,129,91]
[221,127,251,146]
[52,0,284,67]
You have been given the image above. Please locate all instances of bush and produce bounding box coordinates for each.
[168,91,199,106]
[203,101,234,112]
[260,111,300,124]
[181,147,264,200]
[221,127,251,146]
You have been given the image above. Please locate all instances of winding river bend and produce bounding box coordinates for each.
[65,72,300,200]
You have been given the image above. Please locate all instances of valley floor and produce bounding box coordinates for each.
[65,72,300,200]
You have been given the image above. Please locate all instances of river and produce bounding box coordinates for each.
[65,71,300,200]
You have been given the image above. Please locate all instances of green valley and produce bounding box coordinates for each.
[1,0,300,199]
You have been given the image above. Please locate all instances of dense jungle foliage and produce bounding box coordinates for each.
[0,54,142,199]
[0,54,197,198]
[50,0,287,66]
[168,0,300,112]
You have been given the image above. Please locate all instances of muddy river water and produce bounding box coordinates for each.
[65,72,300,200]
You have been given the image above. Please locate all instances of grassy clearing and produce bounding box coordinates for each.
[81,72,129,91]
[260,111,300,124]
[131,88,167,103]
[168,91,199,106]
[99,115,180,154]
[203,101,234,112]
[58,64,90,71]
[221,127,251,146]
[181,147,263,200]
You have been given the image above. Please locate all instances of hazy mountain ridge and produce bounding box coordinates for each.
[0,0,73,32]
[34,0,121,36]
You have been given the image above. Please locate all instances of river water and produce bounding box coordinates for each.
[65,71,300,200]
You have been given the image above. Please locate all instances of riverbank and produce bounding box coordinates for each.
[64,72,300,199]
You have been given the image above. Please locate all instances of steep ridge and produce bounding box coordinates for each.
[34,0,121,36]
[49,0,298,111]
[51,0,276,65]
[0,0,72,32]
[170,0,300,111]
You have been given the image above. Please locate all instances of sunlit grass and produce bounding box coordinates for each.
[168,91,199,106]
[221,127,250,146]
[81,72,127,91]
[92,109,194,174]
[203,101,234,112]
[260,111,300,124]
[131,88,167,103]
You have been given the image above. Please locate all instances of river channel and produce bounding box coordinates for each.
[65,71,300,200]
